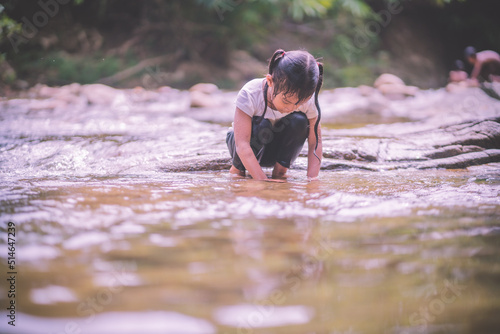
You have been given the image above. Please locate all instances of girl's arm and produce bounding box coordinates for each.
[233,107,268,180]
[307,117,322,180]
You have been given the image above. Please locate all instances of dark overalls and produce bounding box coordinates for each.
[226,111,309,171]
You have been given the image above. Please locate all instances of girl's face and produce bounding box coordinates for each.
[271,92,303,113]
[266,75,310,114]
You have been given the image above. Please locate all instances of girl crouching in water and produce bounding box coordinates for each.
[226,49,323,181]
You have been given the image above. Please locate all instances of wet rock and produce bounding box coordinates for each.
[27,99,68,111]
[356,150,378,162]
[185,83,236,122]
[81,83,121,105]
[320,160,379,171]
[319,117,500,170]
[158,86,173,93]
[21,83,83,111]
[320,150,500,171]
[189,83,222,108]
[36,83,82,99]
[357,85,378,96]
[374,73,406,87]
[374,73,419,99]
[186,91,237,123]
[189,83,219,95]
[126,86,160,103]
[480,82,500,101]
[423,145,484,160]
[446,81,469,93]
[409,119,500,149]
[323,149,357,161]
[36,84,58,98]
[139,89,191,114]
[407,149,500,170]
[162,156,232,172]
[189,90,222,108]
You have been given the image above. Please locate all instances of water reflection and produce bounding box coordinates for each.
[0,168,498,333]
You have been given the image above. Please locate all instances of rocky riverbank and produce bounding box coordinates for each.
[1,77,499,174]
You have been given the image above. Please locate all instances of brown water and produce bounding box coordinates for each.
[1,97,500,334]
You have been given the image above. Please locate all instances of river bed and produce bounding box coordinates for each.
[1,88,500,334]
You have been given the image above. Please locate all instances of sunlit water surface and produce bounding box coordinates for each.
[0,101,499,334]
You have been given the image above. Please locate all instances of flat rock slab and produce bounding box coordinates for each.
[163,88,500,172]
[161,117,500,173]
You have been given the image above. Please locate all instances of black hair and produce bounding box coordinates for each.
[453,59,465,71]
[262,49,323,161]
[464,46,477,59]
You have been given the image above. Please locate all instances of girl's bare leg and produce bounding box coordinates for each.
[272,162,288,179]
[229,165,246,177]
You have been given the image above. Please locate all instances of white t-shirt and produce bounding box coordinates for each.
[235,78,318,124]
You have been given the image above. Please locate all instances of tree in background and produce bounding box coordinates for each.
[0,3,20,84]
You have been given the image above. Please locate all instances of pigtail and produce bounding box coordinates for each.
[261,82,269,124]
[260,49,286,123]
[313,61,323,162]
[269,49,286,75]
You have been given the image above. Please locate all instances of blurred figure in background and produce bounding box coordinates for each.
[464,46,500,86]
[449,60,468,83]
[446,59,469,92]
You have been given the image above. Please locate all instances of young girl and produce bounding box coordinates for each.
[226,49,323,181]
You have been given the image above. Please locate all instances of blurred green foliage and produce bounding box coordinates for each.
[0,4,20,66]
[0,4,20,83]
[41,53,122,85]
[0,4,20,37]
[1,0,499,89]
[193,0,380,86]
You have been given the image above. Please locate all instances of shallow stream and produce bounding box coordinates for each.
[0,95,499,334]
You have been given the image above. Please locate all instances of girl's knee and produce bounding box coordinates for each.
[283,112,309,137]
[252,118,273,146]
[290,111,308,125]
